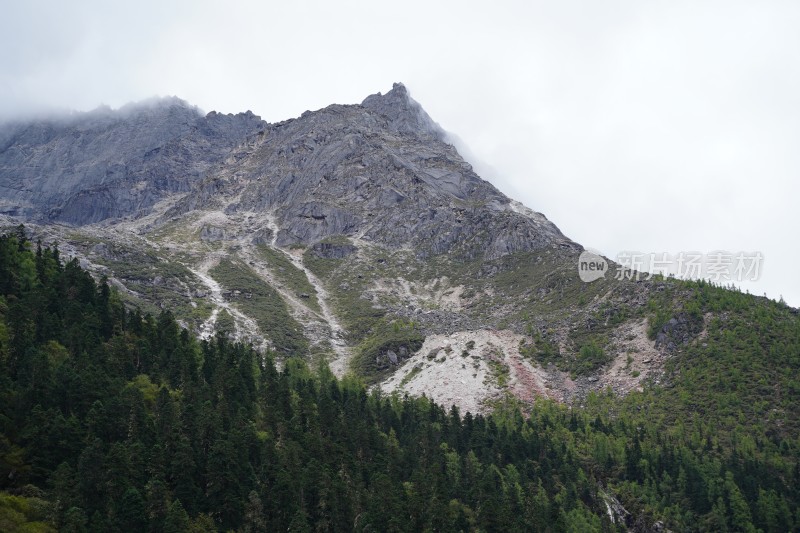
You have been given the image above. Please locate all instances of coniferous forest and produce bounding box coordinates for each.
[1,229,799,532]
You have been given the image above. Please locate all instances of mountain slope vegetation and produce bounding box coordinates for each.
[1,230,799,531]
[0,85,680,408]
[1,85,799,531]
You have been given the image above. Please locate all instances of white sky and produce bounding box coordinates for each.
[2,0,799,305]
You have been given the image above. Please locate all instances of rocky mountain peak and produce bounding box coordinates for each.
[361,82,445,139]
[0,84,575,260]
[117,95,200,115]
[0,99,265,224]
[153,84,577,261]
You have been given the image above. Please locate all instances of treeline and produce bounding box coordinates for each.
[0,228,798,532]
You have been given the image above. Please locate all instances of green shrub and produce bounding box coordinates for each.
[351,318,425,382]
[574,341,611,374]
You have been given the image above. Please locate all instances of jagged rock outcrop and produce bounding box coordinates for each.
[200,225,230,242]
[0,97,265,224]
[361,82,446,138]
[310,242,358,259]
[0,83,577,261]
[654,312,704,351]
[167,83,578,260]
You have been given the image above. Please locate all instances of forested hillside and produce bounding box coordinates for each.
[0,228,798,532]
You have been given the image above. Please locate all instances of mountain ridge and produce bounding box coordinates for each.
[0,83,782,415]
[0,97,265,224]
[0,84,651,411]
[1,84,576,259]
[1,84,798,533]
[157,84,577,261]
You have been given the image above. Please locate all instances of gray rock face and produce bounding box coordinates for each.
[200,225,229,242]
[278,202,361,246]
[361,82,446,139]
[168,83,578,259]
[0,97,265,224]
[0,83,578,260]
[654,312,704,351]
[310,242,358,259]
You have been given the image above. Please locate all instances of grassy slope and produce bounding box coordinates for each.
[255,245,322,313]
[210,258,309,356]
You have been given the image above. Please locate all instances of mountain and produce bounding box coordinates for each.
[168,82,573,259]
[0,84,799,531]
[0,83,792,410]
[0,97,263,224]
[0,83,594,406]
[2,235,795,532]
[0,84,571,256]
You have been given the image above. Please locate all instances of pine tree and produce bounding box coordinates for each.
[163,499,190,533]
[115,487,147,532]
[242,490,266,532]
